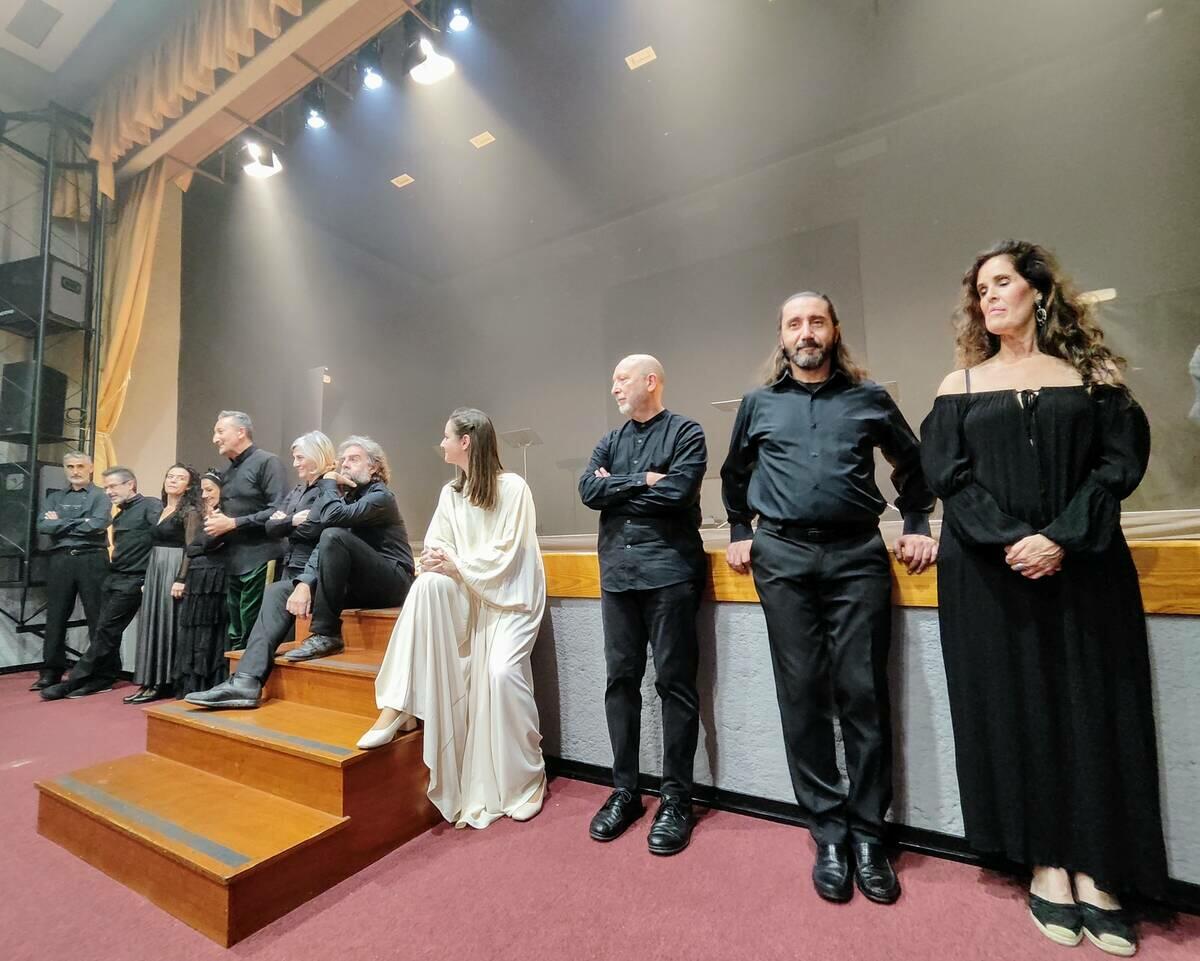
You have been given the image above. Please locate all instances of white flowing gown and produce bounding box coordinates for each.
[374,472,546,829]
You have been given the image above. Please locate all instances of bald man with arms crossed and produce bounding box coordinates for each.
[579,355,708,856]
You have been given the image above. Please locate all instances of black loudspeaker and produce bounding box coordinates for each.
[0,362,68,441]
[0,463,65,563]
[0,256,88,335]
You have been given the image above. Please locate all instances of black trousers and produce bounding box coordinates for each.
[601,579,702,800]
[65,573,146,688]
[751,526,893,845]
[238,565,306,682]
[42,549,109,672]
[308,528,412,638]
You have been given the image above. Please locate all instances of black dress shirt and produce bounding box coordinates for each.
[721,369,934,542]
[264,481,326,586]
[220,444,288,575]
[579,409,708,592]
[110,494,164,576]
[38,484,111,551]
[301,478,415,582]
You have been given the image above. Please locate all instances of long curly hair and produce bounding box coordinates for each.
[161,463,203,516]
[955,240,1125,385]
[760,290,869,385]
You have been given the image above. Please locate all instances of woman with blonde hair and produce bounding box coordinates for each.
[359,408,547,830]
[921,241,1166,954]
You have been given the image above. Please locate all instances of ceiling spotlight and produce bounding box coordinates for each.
[303,81,327,129]
[237,141,283,178]
[445,0,473,32]
[408,37,455,85]
[358,38,384,90]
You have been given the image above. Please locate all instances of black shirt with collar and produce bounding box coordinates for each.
[110,493,164,576]
[264,481,327,586]
[37,484,111,551]
[220,444,288,575]
[721,368,934,542]
[579,409,708,592]
[301,477,414,584]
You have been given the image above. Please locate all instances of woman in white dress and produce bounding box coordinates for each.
[357,408,547,829]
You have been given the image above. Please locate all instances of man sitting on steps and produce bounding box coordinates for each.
[186,435,415,710]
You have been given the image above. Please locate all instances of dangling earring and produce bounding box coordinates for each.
[1035,297,1047,329]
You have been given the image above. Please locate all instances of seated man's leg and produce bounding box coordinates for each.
[43,577,143,700]
[289,529,410,661]
[186,577,295,708]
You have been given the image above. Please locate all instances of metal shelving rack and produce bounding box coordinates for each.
[0,103,105,637]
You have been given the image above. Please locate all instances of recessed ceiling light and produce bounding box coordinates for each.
[625,46,657,70]
[469,131,496,149]
[390,174,415,189]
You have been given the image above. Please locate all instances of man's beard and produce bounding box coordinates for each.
[346,467,373,486]
[786,342,829,370]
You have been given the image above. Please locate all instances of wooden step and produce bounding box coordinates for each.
[37,754,349,946]
[293,608,399,652]
[145,699,396,814]
[228,647,383,718]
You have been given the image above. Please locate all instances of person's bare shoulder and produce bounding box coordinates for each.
[936,369,969,397]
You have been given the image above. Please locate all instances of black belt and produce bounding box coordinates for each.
[62,547,107,557]
[758,518,877,543]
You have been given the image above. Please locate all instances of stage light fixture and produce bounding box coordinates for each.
[303,81,328,129]
[238,141,283,178]
[358,39,384,90]
[408,37,455,85]
[445,1,473,32]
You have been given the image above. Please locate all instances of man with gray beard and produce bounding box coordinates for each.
[721,292,937,904]
[187,436,414,709]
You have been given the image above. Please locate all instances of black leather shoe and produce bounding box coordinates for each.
[283,634,344,662]
[1079,901,1137,957]
[184,673,263,709]
[40,681,74,701]
[66,678,114,698]
[812,843,853,902]
[29,670,61,691]
[853,842,900,904]
[647,797,694,856]
[123,686,151,704]
[589,789,645,841]
[129,685,173,705]
[1029,893,1084,947]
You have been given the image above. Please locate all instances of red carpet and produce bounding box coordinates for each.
[2,671,1196,960]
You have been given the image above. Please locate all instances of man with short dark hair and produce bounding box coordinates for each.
[31,451,111,691]
[187,436,415,710]
[41,467,162,700]
[204,410,287,650]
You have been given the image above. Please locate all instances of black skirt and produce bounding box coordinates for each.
[173,556,229,695]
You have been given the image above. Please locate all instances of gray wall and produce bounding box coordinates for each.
[178,0,1200,537]
[532,600,1200,886]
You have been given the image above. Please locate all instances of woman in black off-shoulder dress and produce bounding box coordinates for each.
[920,241,1166,956]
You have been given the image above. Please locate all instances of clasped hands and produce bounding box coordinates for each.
[1005,533,1063,579]
[420,546,458,578]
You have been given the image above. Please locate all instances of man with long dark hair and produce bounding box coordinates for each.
[187,436,414,709]
[721,292,937,903]
[580,354,708,856]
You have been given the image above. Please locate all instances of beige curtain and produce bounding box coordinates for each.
[87,0,302,198]
[94,163,170,476]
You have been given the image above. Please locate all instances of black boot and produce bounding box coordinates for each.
[29,669,61,691]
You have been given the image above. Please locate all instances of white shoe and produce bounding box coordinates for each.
[356,713,418,750]
[510,776,547,821]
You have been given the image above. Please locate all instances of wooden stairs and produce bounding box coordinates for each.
[35,609,437,947]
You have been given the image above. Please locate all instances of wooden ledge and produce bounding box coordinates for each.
[542,540,1200,615]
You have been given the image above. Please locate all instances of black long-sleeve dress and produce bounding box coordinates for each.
[172,512,230,695]
[919,384,1167,898]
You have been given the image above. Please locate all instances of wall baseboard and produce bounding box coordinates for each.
[546,755,1200,916]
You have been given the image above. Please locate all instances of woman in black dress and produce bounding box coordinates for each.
[920,240,1166,955]
[173,471,230,695]
[125,464,200,704]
